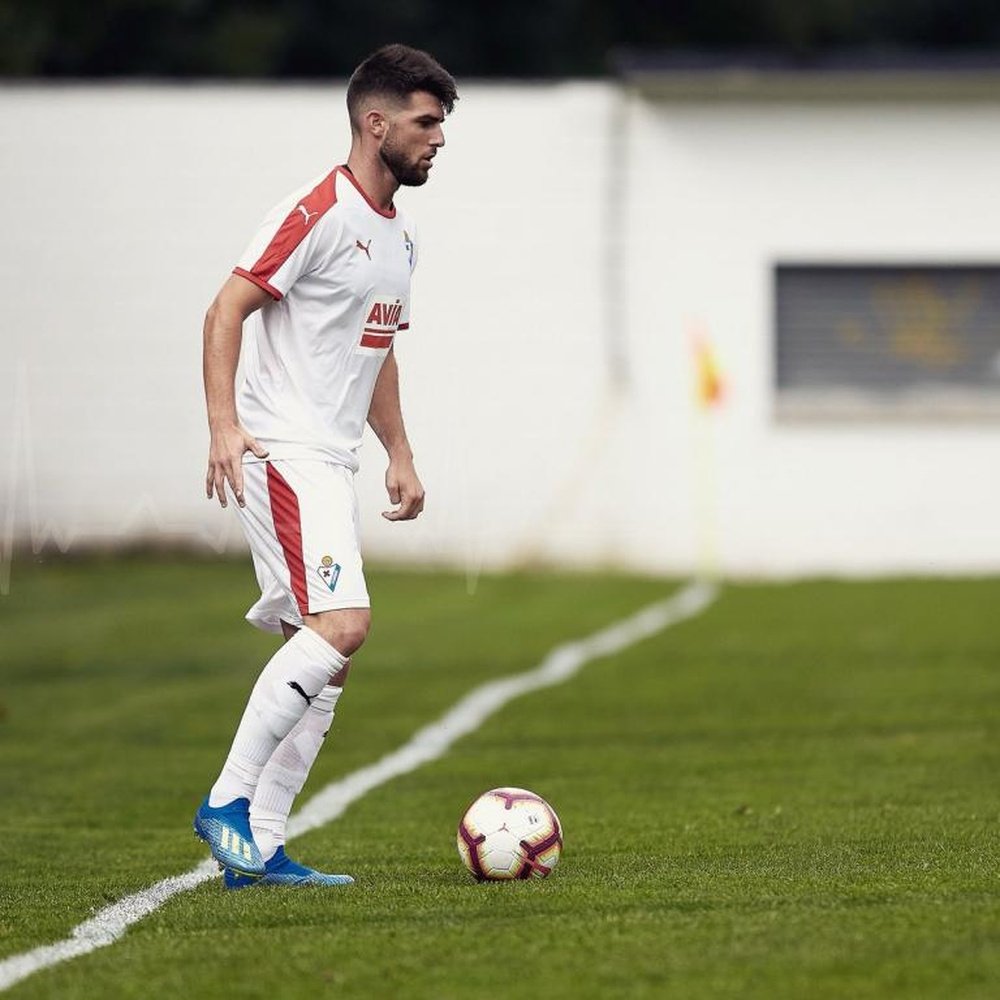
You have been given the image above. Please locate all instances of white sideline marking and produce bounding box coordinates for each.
[0,580,717,992]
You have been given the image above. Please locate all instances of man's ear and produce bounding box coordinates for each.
[365,108,387,139]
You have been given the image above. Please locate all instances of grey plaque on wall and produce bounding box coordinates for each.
[775,264,1000,420]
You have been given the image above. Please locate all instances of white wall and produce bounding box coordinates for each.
[623,97,1000,575]
[1,83,998,576]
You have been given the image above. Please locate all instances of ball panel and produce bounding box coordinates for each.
[456,819,489,880]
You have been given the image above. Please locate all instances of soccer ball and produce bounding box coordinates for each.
[456,787,563,880]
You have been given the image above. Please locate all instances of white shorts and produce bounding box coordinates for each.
[237,459,370,634]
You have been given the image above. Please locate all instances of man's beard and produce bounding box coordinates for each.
[379,129,429,187]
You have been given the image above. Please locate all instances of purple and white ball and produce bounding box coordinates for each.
[457,787,563,881]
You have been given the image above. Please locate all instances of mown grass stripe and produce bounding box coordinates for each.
[0,580,717,993]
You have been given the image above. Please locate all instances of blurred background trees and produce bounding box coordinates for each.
[2,0,999,78]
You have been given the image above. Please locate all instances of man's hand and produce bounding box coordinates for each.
[382,457,425,521]
[206,423,269,508]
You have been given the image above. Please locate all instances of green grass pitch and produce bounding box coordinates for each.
[0,556,998,998]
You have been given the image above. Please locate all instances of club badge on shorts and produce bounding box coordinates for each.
[317,555,341,593]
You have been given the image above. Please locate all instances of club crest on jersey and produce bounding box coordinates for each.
[317,555,341,593]
[403,229,414,268]
[358,294,404,352]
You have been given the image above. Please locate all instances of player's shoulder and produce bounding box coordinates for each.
[260,169,342,232]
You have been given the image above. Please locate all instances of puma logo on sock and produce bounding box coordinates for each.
[287,681,317,705]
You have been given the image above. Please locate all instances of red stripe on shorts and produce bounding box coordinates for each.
[266,463,309,615]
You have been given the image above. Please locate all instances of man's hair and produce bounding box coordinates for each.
[347,44,458,133]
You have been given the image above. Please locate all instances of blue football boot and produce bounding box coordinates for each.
[223,846,355,889]
[193,796,265,877]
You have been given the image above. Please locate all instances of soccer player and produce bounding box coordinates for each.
[193,45,458,888]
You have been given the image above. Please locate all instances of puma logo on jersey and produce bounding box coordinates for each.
[296,204,320,225]
[355,238,372,260]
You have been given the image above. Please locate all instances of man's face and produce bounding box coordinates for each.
[378,91,446,187]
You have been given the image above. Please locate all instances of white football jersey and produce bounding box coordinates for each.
[233,165,417,471]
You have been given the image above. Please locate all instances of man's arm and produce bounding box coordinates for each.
[203,274,274,508]
[367,346,425,521]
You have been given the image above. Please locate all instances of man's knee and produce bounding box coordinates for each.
[304,608,371,659]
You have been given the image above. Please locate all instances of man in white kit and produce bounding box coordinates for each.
[194,45,458,888]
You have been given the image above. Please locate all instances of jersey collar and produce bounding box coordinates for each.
[337,165,397,219]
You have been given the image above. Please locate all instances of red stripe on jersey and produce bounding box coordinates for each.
[266,463,309,615]
[360,332,394,348]
[232,267,281,301]
[396,322,409,331]
[243,170,339,296]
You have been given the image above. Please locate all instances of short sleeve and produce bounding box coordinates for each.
[233,171,339,300]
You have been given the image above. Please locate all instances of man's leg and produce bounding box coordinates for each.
[249,610,367,861]
[194,618,357,874]
[206,615,363,809]
[196,458,370,877]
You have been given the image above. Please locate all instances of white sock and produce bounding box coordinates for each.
[209,627,347,808]
[250,681,343,861]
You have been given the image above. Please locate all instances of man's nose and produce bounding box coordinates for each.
[431,127,445,148]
